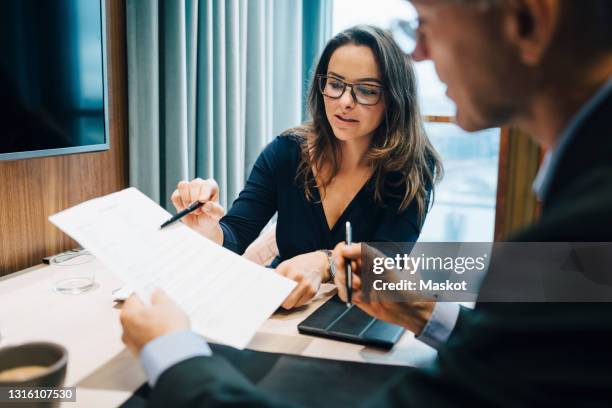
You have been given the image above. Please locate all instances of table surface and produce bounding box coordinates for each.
[0,259,437,407]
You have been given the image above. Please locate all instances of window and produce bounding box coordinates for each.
[333,0,500,241]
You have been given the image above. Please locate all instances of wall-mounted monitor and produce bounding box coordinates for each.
[0,0,109,161]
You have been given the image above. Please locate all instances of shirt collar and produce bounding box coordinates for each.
[532,77,612,200]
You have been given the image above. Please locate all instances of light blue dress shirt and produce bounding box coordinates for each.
[140,329,211,387]
[141,77,612,387]
[415,301,461,349]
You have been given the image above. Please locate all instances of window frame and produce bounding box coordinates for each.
[493,127,542,240]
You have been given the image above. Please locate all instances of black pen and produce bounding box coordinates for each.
[345,221,353,307]
[159,201,205,229]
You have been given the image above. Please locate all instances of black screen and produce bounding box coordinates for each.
[0,0,107,159]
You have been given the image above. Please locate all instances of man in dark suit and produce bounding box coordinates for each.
[120,0,612,405]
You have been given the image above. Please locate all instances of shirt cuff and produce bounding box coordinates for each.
[416,302,460,350]
[139,330,212,387]
[219,222,241,254]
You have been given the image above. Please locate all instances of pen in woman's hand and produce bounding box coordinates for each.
[345,221,353,307]
[159,201,205,229]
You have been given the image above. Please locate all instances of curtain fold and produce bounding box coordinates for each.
[127,0,332,209]
[186,0,198,178]
[160,0,189,209]
[126,0,160,202]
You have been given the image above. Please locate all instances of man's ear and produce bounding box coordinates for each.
[502,0,561,66]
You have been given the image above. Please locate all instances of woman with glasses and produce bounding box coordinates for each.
[171,25,442,309]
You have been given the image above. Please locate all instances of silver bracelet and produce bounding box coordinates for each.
[319,249,336,283]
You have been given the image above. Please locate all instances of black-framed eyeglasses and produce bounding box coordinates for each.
[318,75,384,106]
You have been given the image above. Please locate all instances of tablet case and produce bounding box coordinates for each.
[298,294,405,349]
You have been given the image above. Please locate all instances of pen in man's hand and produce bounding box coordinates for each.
[159,201,205,229]
[345,221,353,307]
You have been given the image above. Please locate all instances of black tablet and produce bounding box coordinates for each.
[298,295,405,349]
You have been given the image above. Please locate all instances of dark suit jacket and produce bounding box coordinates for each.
[146,92,612,407]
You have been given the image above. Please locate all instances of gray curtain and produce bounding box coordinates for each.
[126,0,332,209]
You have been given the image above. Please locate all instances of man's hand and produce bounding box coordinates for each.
[332,242,435,336]
[119,289,190,355]
[275,251,329,309]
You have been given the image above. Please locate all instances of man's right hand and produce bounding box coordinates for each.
[120,289,191,356]
[332,242,435,336]
[170,178,225,244]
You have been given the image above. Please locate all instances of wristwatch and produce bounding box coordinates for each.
[320,249,336,283]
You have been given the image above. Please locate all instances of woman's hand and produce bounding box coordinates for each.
[332,242,435,335]
[275,251,329,309]
[170,178,225,244]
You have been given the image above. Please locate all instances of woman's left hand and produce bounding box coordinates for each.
[275,251,329,309]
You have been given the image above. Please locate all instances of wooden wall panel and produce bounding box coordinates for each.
[0,0,128,276]
[494,127,541,240]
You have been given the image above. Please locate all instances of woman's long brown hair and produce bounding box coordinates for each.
[284,25,443,223]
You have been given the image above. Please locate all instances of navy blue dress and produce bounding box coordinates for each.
[220,135,428,267]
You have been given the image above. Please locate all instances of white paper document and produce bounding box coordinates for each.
[49,187,296,349]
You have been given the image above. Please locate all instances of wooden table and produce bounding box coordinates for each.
[0,259,437,407]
